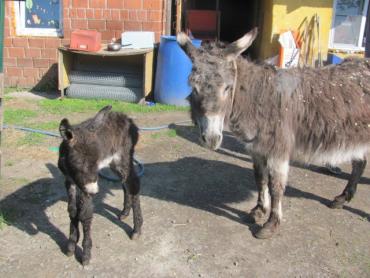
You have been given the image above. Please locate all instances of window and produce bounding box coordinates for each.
[329,0,369,51]
[14,0,63,37]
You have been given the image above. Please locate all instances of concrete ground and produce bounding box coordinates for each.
[1,101,370,277]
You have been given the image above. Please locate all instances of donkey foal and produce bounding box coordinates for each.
[58,106,143,265]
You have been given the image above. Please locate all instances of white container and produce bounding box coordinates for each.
[121,32,154,49]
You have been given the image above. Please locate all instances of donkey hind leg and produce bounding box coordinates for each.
[118,182,132,220]
[248,155,270,224]
[113,159,143,240]
[78,192,94,266]
[329,159,367,209]
[254,159,289,239]
[65,181,79,256]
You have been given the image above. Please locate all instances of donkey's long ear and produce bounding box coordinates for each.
[59,118,74,141]
[94,105,112,125]
[224,27,258,61]
[177,32,198,61]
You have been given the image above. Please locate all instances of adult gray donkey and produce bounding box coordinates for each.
[177,28,370,239]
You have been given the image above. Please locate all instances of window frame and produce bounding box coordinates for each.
[13,0,63,37]
[329,0,369,51]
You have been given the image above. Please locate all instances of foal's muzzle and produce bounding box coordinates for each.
[200,133,223,150]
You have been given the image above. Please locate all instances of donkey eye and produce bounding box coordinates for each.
[225,85,231,92]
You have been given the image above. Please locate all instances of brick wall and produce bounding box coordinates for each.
[3,0,167,88]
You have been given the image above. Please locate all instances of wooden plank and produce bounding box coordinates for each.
[58,49,73,97]
[176,0,183,33]
[143,50,154,97]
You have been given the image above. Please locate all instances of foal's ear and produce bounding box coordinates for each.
[224,27,258,61]
[94,105,112,125]
[59,118,74,141]
[177,32,198,61]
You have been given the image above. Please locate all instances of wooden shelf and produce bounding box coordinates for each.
[58,45,154,99]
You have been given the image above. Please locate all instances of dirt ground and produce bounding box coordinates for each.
[1,100,370,277]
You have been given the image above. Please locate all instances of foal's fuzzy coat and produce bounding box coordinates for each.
[58,106,142,265]
[178,28,370,238]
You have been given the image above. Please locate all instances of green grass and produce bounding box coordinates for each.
[4,109,38,125]
[17,133,45,146]
[0,212,9,229]
[4,87,28,95]
[28,121,60,131]
[39,98,189,115]
[150,129,177,139]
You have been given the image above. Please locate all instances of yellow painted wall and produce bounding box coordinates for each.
[259,0,335,66]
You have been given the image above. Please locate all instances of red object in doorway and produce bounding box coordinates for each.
[186,10,220,41]
[70,30,102,52]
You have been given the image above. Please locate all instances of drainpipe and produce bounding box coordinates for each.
[0,0,4,175]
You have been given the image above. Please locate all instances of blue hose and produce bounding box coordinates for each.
[3,120,192,181]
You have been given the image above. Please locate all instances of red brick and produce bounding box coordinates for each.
[103,10,111,18]
[77,9,86,18]
[137,10,147,21]
[154,32,161,42]
[8,48,25,58]
[64,0,71,7]
[88,20,106,30]
[124,21,142,31]
[63,8,69,18]
[129,11,137,21]
[33,59,50,68]
[12,38,28,47]
[17,58,33,67]
[70,8,77,18]
[101,30,116,41]
[72,0,88,8]
[45,38,61,48]
[23,68,40,78]
[120,10,129,20]
[71,19,88,29]
[63,19,72,30]
[94,9,103,19]
[124,0,142,9]
[106,20,123,30]
[29,38,45,48]
[4,58,17,67]
[17,77,35,87]
[2,48,8,58]
[25,48,41,58]
[90,0,106,8]
[111,10,120,20]
[6,67,23,76]
[4,38,12,47]
[107,0,124,9]
[143,0,162,10]
[142,22,162,32]
[86,9,94,18]
[41,49,58,60]
[148,10,162,21]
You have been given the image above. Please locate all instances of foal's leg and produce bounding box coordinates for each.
[78,192,94,266]
[254,159,289,239]
[248,154,270,223]
[118,183,132,220]
[114,156,143,240]
[65,180,79,256]
[330,159,367,209]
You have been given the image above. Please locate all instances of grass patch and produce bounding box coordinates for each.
[28,121,60,131]
[0,212,10,229]
[150,129,177,139]
[39,98,189,115]
[5,161,14,167]
[17,133,45,146]
[4,108,38,125]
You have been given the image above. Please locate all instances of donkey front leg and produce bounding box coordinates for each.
[78,192,94,266]
[254,159,289,239]
[65,180,80,256]
[330,159,367,209]
[248,154,270,224]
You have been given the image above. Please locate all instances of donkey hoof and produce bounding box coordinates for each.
[246,209,266,224]
[328,200,344,209]
[131,231,141,240]
[66,241,76,257]
[254,224,278,239]
[81,255,91,266]
[119,211,130,221]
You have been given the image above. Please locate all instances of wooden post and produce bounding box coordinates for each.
[176,0,183,34]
